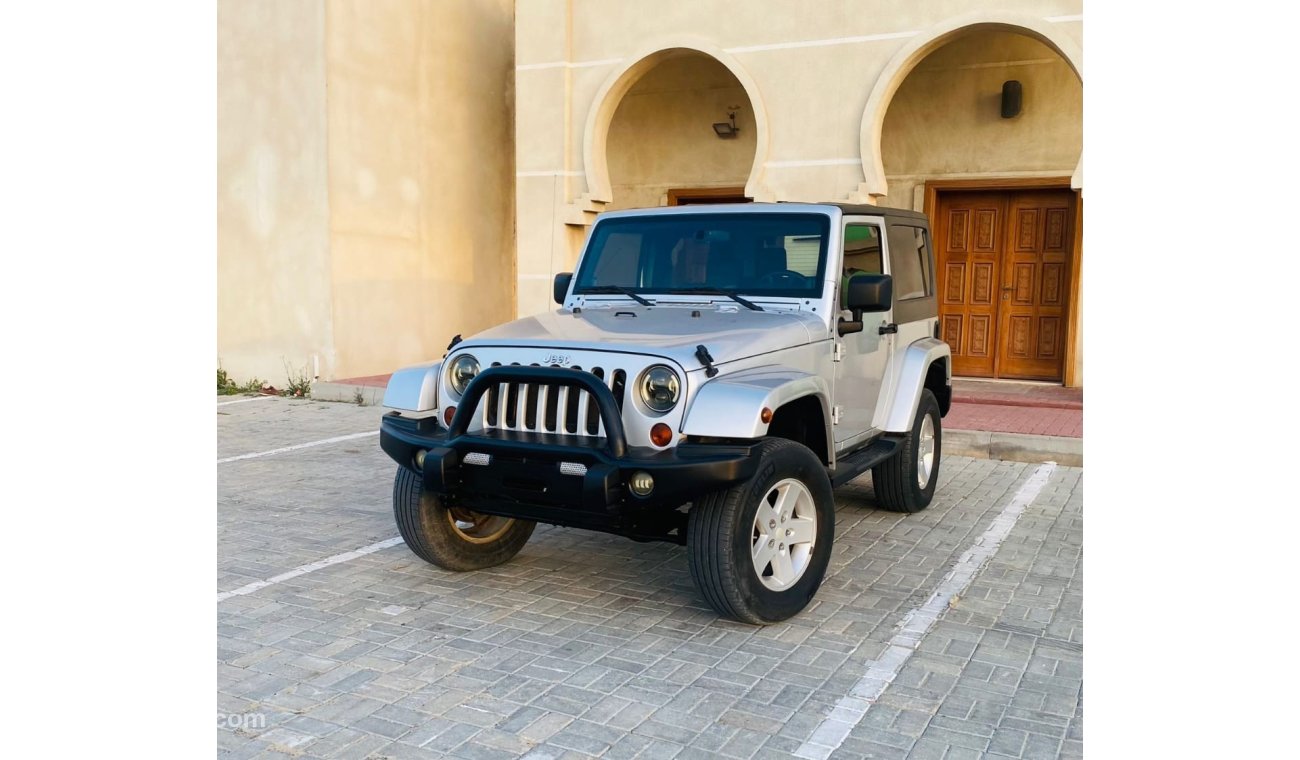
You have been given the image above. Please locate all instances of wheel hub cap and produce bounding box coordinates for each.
[447,508,514,544]
[751,478,817,591]
[917,413,936,489]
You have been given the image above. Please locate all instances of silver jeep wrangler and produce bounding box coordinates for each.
[379,203,951,623]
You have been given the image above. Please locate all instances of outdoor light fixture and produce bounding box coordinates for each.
[712,111,739,138]
[1001,80,1022,118]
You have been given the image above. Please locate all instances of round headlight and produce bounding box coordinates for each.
[448,354,480,395]
[638,365,681,413]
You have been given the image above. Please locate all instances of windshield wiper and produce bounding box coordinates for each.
[673,288,764,311]
[580,286,654,306]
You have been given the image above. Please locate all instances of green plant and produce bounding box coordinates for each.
[217,367,234,394]
[353,388,366,406]
[283,361,312,398]
[219,370,266,395]
[219,363,268,395]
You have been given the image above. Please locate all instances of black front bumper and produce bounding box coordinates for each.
[379,366,757,542]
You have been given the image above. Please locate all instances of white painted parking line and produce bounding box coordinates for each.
[216,536,404,603]
[216,395,276,407]
[216,431,379,464]
[795,462,1058,760]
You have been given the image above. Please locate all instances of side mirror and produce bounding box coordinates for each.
[838,273,892,335]
[845,273,892,313]
[553,272,573,305]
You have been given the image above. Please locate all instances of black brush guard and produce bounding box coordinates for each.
[379,365,758,543]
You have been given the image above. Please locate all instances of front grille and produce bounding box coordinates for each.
[482,363,628,436]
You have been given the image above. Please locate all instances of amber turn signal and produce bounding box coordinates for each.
[650,422,673,447]
[760,407,773,424]
[443,405,457,426]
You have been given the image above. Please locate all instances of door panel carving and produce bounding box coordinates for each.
[935,188,1075,381]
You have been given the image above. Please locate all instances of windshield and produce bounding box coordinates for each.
[573,212,830,299]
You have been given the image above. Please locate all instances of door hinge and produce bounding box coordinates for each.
[833,342,844,362]
[831,405,843,424]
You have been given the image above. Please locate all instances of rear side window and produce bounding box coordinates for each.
[886,225,932,301]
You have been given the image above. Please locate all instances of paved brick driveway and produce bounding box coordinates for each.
[218,397,1082,759]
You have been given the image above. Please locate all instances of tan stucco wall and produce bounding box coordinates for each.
[324,0,516,379]
[878,31,1083,210]
[607,53,756,210]
[218,0,516,382]
[218,0,334,383]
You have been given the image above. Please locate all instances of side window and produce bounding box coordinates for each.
[886,224,932,300]
[843,224,883,276]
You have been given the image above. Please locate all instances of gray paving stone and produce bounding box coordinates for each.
[518,711,574,744]
[906,737,953,760]
[369,740,446,759]
[218,400,1083,759]
[417,721,481,753]
[845,738,911,759]
[603,733,654,759]
[1023,731,1064,759]
[989,725,1029,756]
[943,746,990,760]
[451,739,527,760]
[922,724,992,752]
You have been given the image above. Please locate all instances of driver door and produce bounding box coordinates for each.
[834,217,893,447]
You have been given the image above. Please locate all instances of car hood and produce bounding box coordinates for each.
[458,305,827,369]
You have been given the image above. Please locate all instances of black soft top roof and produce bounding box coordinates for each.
[597,202,930,223]
[807,202,929,222]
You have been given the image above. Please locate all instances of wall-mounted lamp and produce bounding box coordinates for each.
[712,112,740,138]
[1001,80,1022,118]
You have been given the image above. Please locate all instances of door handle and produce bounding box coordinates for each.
[879,322,898,335]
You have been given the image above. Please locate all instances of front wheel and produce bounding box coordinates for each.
[687,438,835,624]
[392,466,535,571]
[872,389,942,513]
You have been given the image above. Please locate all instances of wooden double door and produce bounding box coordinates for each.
[935,189,1076,381]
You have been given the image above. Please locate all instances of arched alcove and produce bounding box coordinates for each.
[859,13,1082,200]
[583,42,770,207]
[878,29,1081,207]
[605,52,756,209]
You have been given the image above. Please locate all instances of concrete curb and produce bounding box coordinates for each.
[951,395,1082,411]
[311,381,386,406]
[945,429,1082,466]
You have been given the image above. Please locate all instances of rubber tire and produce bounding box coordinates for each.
[872,389,942,513]
[687,438,835,624]
[392,466,535,571]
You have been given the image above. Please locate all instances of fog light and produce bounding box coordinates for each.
[415,449,427,469]
[650,422,673,447]
[443,405,456,426]
[629,471,655,497]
